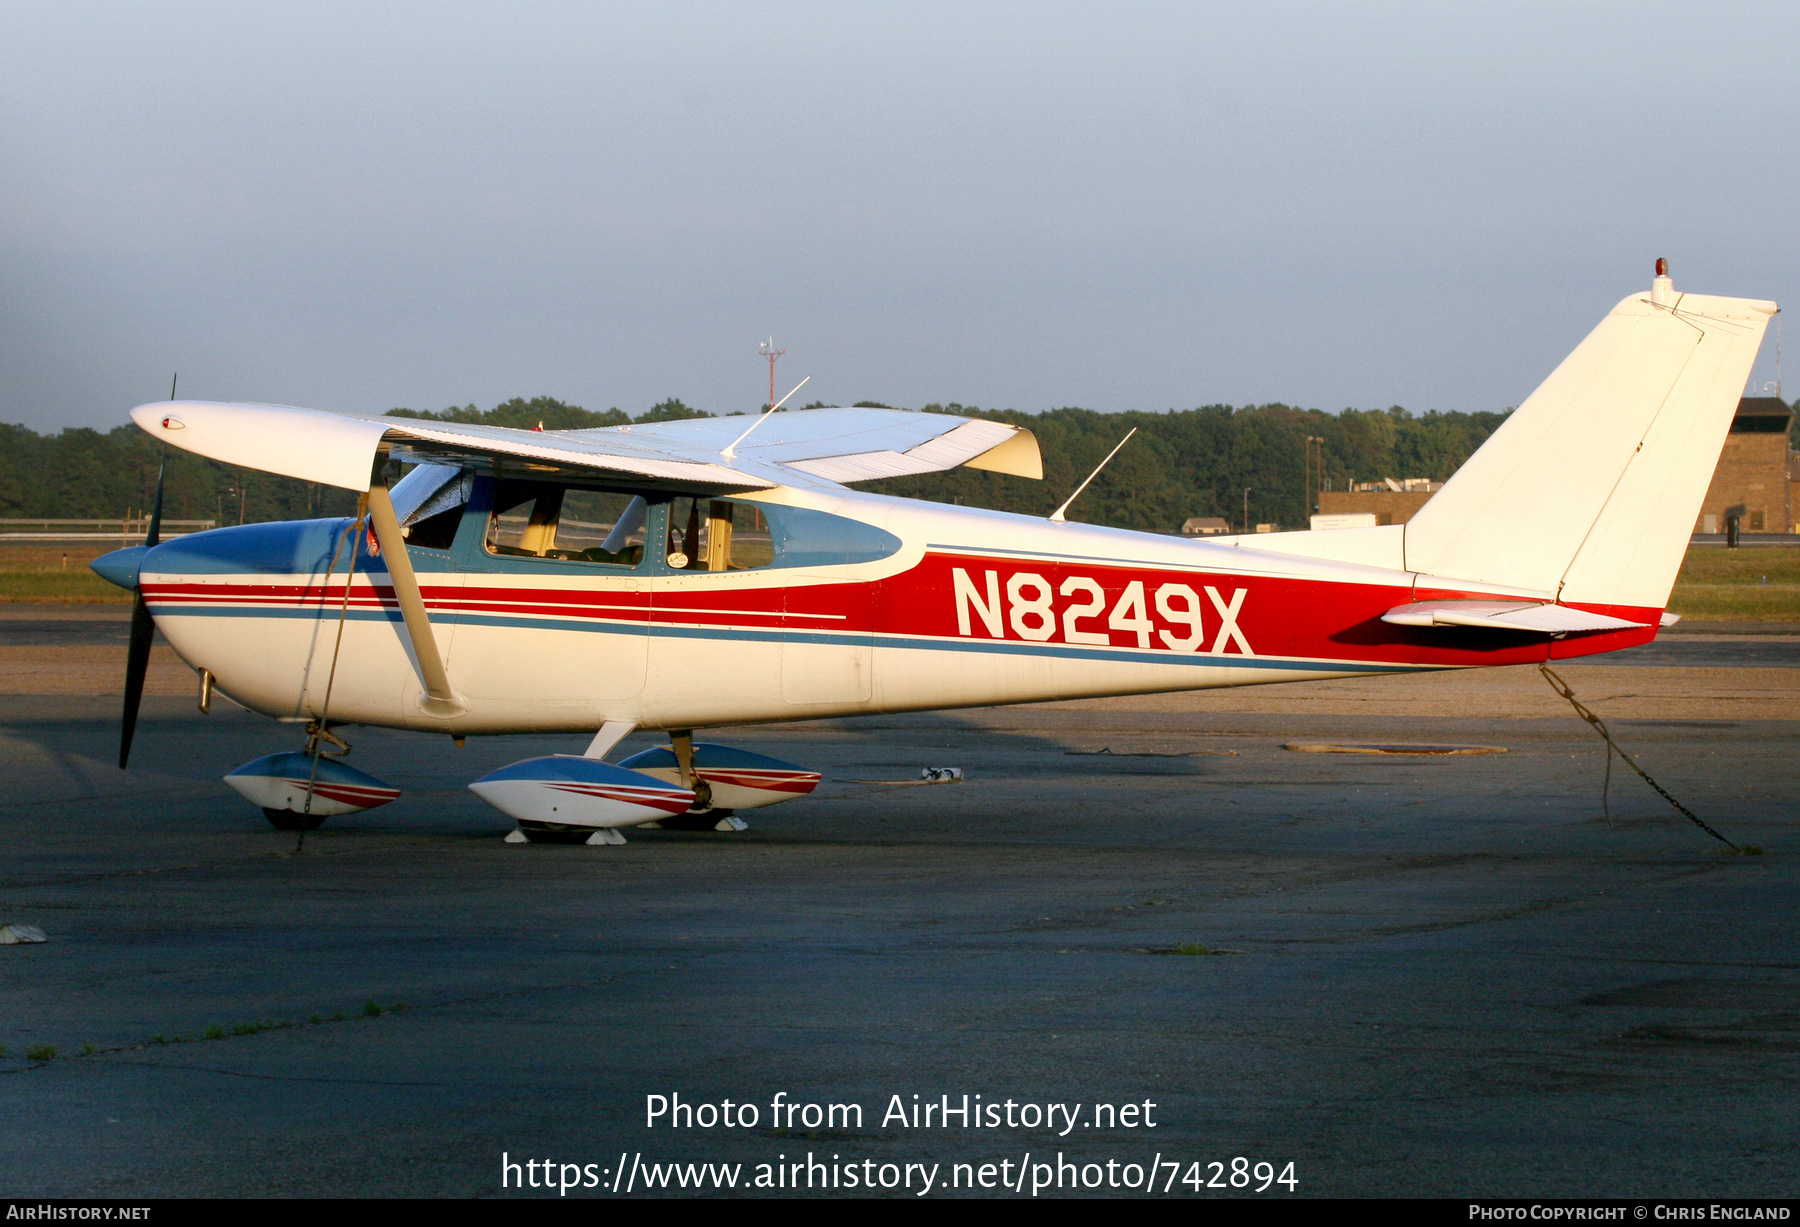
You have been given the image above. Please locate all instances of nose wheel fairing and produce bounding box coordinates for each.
[223,751,402,824]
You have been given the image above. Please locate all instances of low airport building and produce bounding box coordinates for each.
[1694,397,1792,535]
[1179,516,1232,536]
[1315,478,1444,527]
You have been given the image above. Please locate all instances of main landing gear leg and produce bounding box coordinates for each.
[660,729,745,832]
[670,729,714,812]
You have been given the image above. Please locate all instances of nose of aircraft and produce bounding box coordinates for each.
[90,545,149,592]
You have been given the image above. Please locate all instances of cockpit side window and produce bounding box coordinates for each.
[484,480,645,568]
[663,497,773,571]
[460,480,897,574]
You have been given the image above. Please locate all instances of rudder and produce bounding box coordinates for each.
[1402,268,1775,612]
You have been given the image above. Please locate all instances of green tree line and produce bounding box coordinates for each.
[0,420,358,526]
[3,391,1701,533]
[0,397,711,525]
[873,402,1509,532]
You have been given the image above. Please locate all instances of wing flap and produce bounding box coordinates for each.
[784,450,949,482]
[781,418,1037,483]
[620,409,1040,483]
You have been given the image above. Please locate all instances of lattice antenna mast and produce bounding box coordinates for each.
[759,338,786,413]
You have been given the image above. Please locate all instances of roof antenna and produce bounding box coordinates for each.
[1049,427,1136,523]
[722,375,810,459]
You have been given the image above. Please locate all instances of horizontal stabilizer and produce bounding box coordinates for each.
[1381,600,1650,634]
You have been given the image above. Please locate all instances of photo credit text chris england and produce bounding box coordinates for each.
[498,1090,1300,1196]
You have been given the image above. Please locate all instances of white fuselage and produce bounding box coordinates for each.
[140,480,1652,736]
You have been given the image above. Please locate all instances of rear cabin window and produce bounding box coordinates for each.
[485,481,646,567]
[664,497,773,571]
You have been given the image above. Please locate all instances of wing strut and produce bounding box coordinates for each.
[366,473,467,719]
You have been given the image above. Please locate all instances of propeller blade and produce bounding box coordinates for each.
[120,453,167,768]
[145,452,165,548]
[119,594,154,768]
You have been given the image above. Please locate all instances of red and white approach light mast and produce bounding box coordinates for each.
[759,337,785,412]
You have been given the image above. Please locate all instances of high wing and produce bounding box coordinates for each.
[606,408,1041,483]
[128,401,1042,493]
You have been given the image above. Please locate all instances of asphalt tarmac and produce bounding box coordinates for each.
[2,659,1796,1199]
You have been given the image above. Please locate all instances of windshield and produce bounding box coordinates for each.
[393,464,474,550]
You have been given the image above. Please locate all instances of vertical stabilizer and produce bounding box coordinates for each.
[1402,271,1775,610]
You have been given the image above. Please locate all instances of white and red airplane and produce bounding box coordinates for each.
[92,266,1775,843]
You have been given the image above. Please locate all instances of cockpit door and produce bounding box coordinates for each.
[447,478,652,708]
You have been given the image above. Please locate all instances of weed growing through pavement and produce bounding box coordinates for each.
[9,1002,411,1069]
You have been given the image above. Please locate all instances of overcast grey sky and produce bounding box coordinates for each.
[2,2,1795,432]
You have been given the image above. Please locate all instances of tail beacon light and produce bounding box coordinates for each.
[618,743,822,811]
[224,752,401,816]
[467,756,697,829]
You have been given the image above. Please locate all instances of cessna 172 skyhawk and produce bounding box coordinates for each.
[91,266,1774,843]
